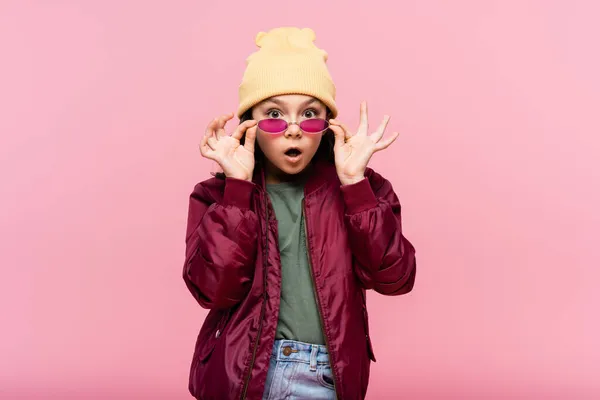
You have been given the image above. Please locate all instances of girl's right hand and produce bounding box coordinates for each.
[199,114,258,181]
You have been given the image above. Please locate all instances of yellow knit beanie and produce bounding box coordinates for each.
[237,27,338,119]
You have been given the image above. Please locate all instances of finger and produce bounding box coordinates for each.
[371,115,390,143]
[207,140,217,151]
[199,136,216,160]
[243,125,258,153]
[205,118,219,136]
[342,122,354,140]
[216,113,234,138]
[231,119,257,140]
[357,101,368,135]
[217,113,234,127]
[203,122,218,150]
[329,124,346,150]
[199,134,209,151]
[374,132,399,152]
[331,119,353,140]
[207,135,219,150]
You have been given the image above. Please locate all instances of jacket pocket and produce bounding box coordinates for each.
[195,309,231,364]
[360,292,377,362]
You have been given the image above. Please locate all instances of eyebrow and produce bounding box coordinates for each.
[261,97,322,109]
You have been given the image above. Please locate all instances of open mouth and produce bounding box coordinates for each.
[284,148,302,158]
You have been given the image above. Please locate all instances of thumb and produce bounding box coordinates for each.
[244,126,258,153]
[329,124,345,150]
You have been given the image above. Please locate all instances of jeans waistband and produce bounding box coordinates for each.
[272,339,330,367]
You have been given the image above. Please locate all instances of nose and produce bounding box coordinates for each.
[284,122,302,138]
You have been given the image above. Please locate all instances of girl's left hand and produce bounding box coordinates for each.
[329,101,399,186]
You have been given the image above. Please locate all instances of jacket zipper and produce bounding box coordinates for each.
[303,198,340,398]
[240,193,269,400]
[360,289,376,361]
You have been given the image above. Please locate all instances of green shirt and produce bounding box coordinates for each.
[266,180,325,345]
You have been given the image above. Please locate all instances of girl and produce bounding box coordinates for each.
[183,27,416,400]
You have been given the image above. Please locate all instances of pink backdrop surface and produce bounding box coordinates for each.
[1,0,598,399]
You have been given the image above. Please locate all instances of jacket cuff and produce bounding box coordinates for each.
[222,178,255,209]
[341,178,378,214]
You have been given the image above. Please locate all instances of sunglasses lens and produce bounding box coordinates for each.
[299,119,329,133]
[258,119,287,133]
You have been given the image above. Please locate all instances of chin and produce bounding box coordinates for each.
[273,160,311,177]
[279,163,308,175]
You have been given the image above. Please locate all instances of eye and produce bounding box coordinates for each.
[266,109,283,119]
[303,109,318,118]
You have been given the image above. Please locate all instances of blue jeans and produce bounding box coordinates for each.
[262,339,337,400]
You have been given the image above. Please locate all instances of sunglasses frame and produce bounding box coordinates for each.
[257,118,330,135]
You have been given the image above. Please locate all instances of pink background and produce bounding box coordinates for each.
[1,0,598,399]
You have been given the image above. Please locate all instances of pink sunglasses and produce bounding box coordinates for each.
[257,118,330,135]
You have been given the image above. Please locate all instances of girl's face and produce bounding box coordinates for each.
[251,95,327,184]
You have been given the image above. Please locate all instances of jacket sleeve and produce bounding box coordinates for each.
[340,171,416,295]
[183,177,259,309]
